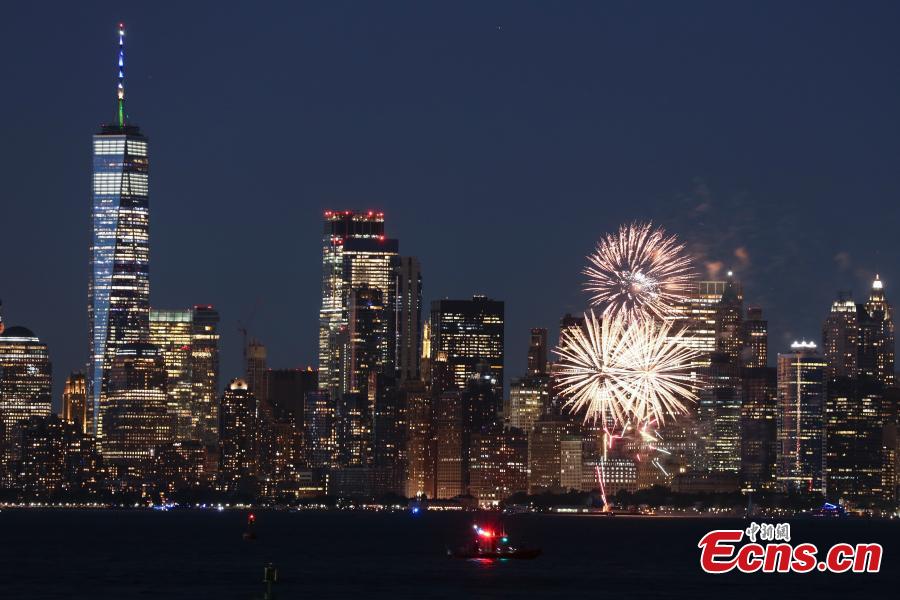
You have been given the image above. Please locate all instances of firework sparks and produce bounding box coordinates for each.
[584,222,694,321]
[554,311,699,426]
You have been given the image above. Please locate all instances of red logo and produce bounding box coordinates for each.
[698,525,882,574]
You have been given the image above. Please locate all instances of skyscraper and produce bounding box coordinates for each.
[0,326,52,486]
[89,24,151,439]
[318,210,399,399]
[527,418,576,493]
[430,296,504,397]
[672,279,732,366]
[394,257,422,383]
[507,376,549,432]
[434,391,464,499]
[776,341,827,495]
[219,379,259,494]
[822,294,859,379]
[149,309,194,440]
[825,376,884,502]
[403,380,434,498]
[714,276,744,363]
[61,371,90,435]
[101,343,173,479]
[468,424,527,506]
[190,305,220,444]
[527,328,548,376]
[740,366,778,492]
[861,276,895,386]
[245,339,268,406]
[741,306,768,368]
[344,285,386,397]
[304,390,336,469]
[696,353,742,474]
[150,307,221,443]
[822,278,894,386]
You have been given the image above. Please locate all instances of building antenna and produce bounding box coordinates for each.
[116,23,126,127]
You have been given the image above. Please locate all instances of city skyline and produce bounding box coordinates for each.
[3,7,900,598]
[3,4,900,407]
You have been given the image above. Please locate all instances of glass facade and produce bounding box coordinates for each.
[89,124,150,444]
[430,296,504,398]
[149,309,194,440]
[0,327,52,487]
[190,305,220,445]
[318,211,398,399]
[776,343,827,494]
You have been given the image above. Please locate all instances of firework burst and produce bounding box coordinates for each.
[554,312,699,427]
[584,222,694,321]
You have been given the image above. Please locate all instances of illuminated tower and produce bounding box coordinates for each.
[218,379,259,494]
[527,328,548,376]
[741,306,768,368]
[714,275,743,364]
[344,285,385,397]
[101,343,173,479]
[318,211,399,399]
[696,353,742,474]
[0,326,52,487]
[89,23,151,440]
[149,309,194,440]
[61,372,90,435]
[822,293,859,379]
[739,366,777,492]
[190,305,220,444]
[430,296,504,398]
[776,341,827,495]
[394,257,422,383]
[861,275,895,386]
[245,339,268,406]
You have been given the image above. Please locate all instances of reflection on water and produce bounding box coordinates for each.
[0,510,896,599]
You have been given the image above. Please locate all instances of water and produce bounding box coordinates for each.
[0,510,897,599]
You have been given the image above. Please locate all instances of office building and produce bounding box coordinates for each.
[403,381,434,498]
[527,328,548,376]
[0,326,52,486]
[776,342,827,494]
[190,305,220,444]
[219,379,259,494]
[468,424,527,506]
[319,210,399,399]
[245,339,268,406]
[149,309,194,440]
[696,353,742,473]
[89,24,152,438]
[507,376,549,432]
[741,306,768,368]
[434,391,464,499]
[61,372,90,435]
[528,418,576,493]
[739,366,778,492]
[430,296,504,397]
[304,391,336,469]
[101,343,173,480]
[825,377,885,502]
[394,257,422,382]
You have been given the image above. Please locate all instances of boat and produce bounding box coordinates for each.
[448,524,541,560]
[810,502,847,518]
[243,512,257,540]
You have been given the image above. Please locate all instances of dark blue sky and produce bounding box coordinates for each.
[2,2,899,405]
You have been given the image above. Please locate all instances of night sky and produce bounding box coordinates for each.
[3,2,900,406]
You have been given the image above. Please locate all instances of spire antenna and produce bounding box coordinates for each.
[116,23,126,127]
